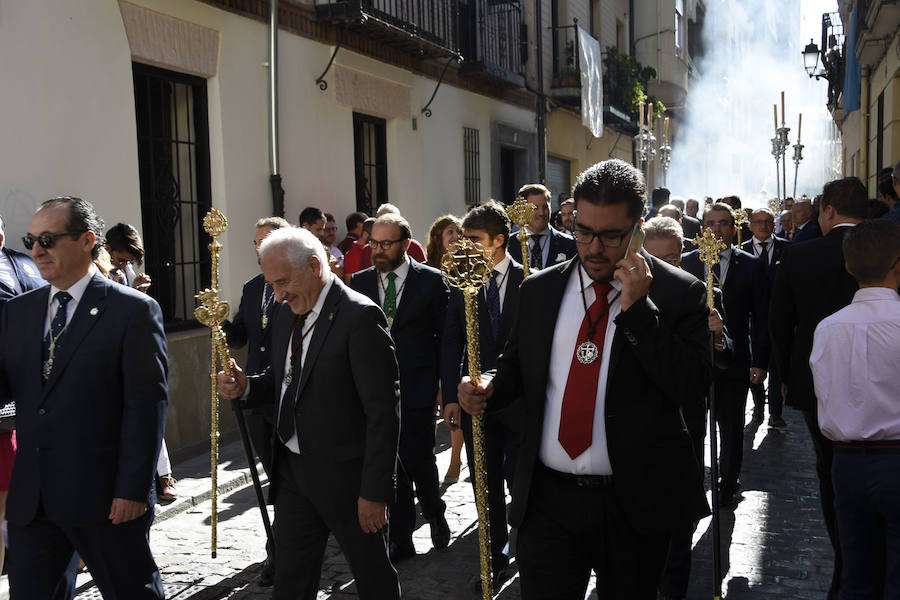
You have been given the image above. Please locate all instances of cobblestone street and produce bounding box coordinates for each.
[57,398,834,600]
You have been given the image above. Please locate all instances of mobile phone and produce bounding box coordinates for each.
[625,221,644,256]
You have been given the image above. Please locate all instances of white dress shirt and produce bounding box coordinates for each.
[751,236,774,265]
[376,256,410,308]
[704,247,732,288]
[486,253,512,308]
[811,287,900,442]
[540,264,622,475]
[525,227,552,268]
[0,251,22,294]
[278,274,334,454]
[44,265,97,335]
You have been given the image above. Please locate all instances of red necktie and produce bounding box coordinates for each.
[558,281,613,459]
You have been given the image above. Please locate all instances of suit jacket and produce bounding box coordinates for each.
[508,225,576,269]
[351,259,449,410]
[681,247,770,378]
[0,246,45,302]
[741,236,789,287]
[441,257,524,406]
[487,255,711,535]
[681,215,702,240]
[224,273,276,377]
[769,227,858,411]
[0,273,168,526]
[244,277,400,506]
[792,220,822,243]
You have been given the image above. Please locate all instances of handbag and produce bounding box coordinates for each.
[0,400,15,432]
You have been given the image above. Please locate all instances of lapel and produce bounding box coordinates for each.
[532,260,576,392]
[358,268,380,307]
[392,259,420,327]
[41,274,109,401]
[297,280,342,398]
[26,286,50,393]
[499,259,524,335]
[607,250,654,376]
[270,302,294,383]
[721,248,738,293]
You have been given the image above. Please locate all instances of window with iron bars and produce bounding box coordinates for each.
[464,127,481,207]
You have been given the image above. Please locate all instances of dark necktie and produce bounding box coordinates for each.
[277,313,308,445]
[558,281,612,459]
[530,234,544,270]
[486,270,501,340]
[383,272,398,321]
[712,261,721,283]
[758,241,769,270]
[42,291,73,381]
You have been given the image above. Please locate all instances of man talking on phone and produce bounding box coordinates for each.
[457,160,710,599]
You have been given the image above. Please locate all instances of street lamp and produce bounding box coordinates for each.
[802,39,825,79]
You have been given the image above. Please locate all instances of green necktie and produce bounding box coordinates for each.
[383,271,397,321]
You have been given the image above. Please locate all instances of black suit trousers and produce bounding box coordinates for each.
[273,450,399,600]
[715,377,749,492]
[461,405,523,563]
[390,407,445,547]
[8,505,163,600]
[516,465,669,599]
[751,360,783,419]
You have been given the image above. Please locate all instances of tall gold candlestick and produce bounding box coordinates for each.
[441,239,495,600]
[733,208,748,247]
[781,91,785,123]
[797,113,802,141]
[664,116,670,144]
[507,198,536,278]
[773,104,778,132]
[648,101,654,132]
[194,208,234,559]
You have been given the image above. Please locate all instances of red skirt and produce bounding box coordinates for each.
[0,431,16,491]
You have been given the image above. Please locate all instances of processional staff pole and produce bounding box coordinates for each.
[441,239,495,600]
[692,227,726,600]
[507,199,535,278]
[771,104,781,203]
[792,113,804,200]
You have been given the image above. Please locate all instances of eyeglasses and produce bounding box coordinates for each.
[658,255,680,266]
[368,239,404,251]
[749,219,775,226]
[22,231,85,250]
[703,220,733,228]
[324,226,337,233]
[572,222,632,248]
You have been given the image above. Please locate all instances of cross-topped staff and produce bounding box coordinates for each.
[733,208,748,247]
[507,199,535,278]
[692,227,726,600]
[441,238,495,600]
[193,209,234,558]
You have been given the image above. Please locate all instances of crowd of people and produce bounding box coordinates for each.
[0,158,898,599]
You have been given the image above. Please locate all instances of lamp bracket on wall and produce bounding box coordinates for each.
[315,20,354,91]
[421,55,460,118]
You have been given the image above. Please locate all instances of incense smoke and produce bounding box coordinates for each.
[667,0,840,208]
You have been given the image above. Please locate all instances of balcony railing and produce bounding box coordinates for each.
[459,0,525,87]
[821,11,844,109]
[314,0,459,57]
[548,20,581,103]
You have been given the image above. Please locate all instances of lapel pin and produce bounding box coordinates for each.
[328,312,334,321]
[90,307,99,316]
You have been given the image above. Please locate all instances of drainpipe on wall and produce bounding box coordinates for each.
[268,0,285,217]
[859,66,870,194]
[535,0,547,184]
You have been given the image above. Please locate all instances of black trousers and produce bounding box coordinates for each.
[517,464,669,599]
[390,406,445,548]
[8,505,163,600]
[715,377,749,494]
[660,400,707,596]
[802,408,842,598]
[273,451,399,600]
[750,359,783,419]
[461,404,523,564]
[245,411,275,477]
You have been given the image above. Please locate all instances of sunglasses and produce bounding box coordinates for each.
[22,231,85,250]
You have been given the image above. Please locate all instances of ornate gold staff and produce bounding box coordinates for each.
[440,238,495,600]
[507,199,535,278]
[733,208,748,247]
[194,208,233,559]
[692,227,726,600]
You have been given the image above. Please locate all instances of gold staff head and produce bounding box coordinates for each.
[203,208,228,239]
[194,288,230,326]
[693,228,727,268]
[733,208,749,228]
[440,238,495,293]
[768,198,783,214]
[507,199,535,231]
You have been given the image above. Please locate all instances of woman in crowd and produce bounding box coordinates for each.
[425,215,465,485]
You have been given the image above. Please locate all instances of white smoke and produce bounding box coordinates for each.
[667,0,840,208]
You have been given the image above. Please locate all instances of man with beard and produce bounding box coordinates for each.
[508,184,576,271]
[457,160,709,598]
[351,213,451,562]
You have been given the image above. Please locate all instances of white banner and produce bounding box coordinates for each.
[577,26,603,138]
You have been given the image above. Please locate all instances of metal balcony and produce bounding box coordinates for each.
[459,0,526,88]
[855,0,900,66]
[314,0,459,58]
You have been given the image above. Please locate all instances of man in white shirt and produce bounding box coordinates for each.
[810,219,900,599]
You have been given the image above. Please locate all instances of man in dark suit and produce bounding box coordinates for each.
[219,226,401,600]
[459,160,710,598]
[441,201,524,583]
[791,196,822,242]
[223,215,289,586]
[508,183,576,271]
[741,207,789,427]
[0,197,167,598]
[0,214,46,304]
[350,213,450,562]
[681,202,769,507]
[770,177,868,600]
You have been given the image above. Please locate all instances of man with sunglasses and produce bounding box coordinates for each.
[457,159,710,598]
[0,214,45,306]
[0,197,167,599]
[350,213,451,563]
[680,202,769,508]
